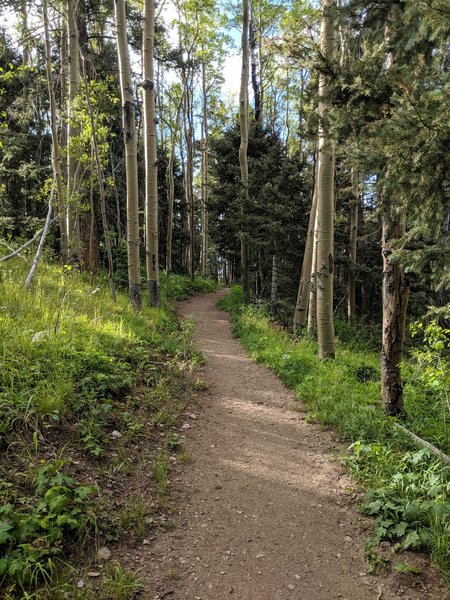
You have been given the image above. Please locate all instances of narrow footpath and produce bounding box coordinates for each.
[146,290,447,600]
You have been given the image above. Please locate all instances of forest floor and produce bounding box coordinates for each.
[141,289,449,600]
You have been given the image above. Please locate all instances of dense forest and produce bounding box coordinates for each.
[0,0,449,597]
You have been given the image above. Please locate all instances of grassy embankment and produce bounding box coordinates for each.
[0,259,217,599]
[219,286,450,580]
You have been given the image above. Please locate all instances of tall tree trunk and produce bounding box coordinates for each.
[110,147,123,243]
[143,0,160,305]
[81,54,116,301]
[308,205,319,336]
[42,0,69,263]
[21,1,29,67]
[316,0,337,359]
[115,0,141,310]
[200,60,209,277]
[381,6,408,417]
[294,181,318,329]
[249,0,261,124]
[182,70,195,279]
[239,0,250,302]
[67,0,81,258]
[166,145,175,275]
[381,206,408,416]
[348,169,359,326]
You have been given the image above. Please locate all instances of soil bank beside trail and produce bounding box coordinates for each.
[145,290,447,600]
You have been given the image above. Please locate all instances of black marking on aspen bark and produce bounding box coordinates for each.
[142,79,154,91]
[328,253,333,274]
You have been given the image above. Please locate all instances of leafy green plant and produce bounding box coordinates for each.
[165,432,183,451]
[0,461,96,592]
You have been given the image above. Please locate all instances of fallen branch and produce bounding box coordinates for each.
[25,187,54,288]
[0,218,57,264]
[0,240,27,260]
[394,422,450,466]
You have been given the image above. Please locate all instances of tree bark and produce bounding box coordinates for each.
[115,0,142,310]
[143,0,160,305]
[381,6,408,417]
[316,0,337,359]
[25,188,53,288]
[200,60,209,277]
[381,206,408,416]
[42,0,69,263]
[249,0,261,124]
[239,0,250,302]
[294,176,318,330]
[307,204,319,336]
[66,0,81,257]
[81,53,116,301]
[348,169,359,326]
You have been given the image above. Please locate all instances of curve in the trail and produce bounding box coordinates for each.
[146,290,445,600]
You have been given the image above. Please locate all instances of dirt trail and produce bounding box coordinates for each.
[146,290,447,600]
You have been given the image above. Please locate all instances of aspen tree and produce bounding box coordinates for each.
[166,92,183,276]
[200,59,209,277]
[66,0,81,256]
[143,0,160,305]
[115,0,142,309]
[316,0,337,359]
[239,0,250,302]
[308,204,319,336]
[42,0,69,263]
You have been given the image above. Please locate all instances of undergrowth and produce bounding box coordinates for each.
[219,286,450,581]
[0,260,215,598]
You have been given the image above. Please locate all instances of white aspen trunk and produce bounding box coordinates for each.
[240,0,250,301]
[25,188,54,288]
[21,1,29,67]
[66,0,81,257]
[81,54,116,301]
[316,0,337,359]
[42,0,69,263]
[166,144,175,275]
[200,60,209,277]
[115,0,141,309]
[307,204,319,336]
[143,0,160,305]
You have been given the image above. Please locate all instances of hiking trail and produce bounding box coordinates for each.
[145,290,447,600]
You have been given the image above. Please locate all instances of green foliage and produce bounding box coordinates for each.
[0,460,96,591]
[350,444,450,574]
[405,321,450,453]
[160,272,218,302]
[0,260,201,595]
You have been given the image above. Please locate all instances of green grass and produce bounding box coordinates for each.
[219,286,450,581]
[160,271,219,302]
[0,259,212,598]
